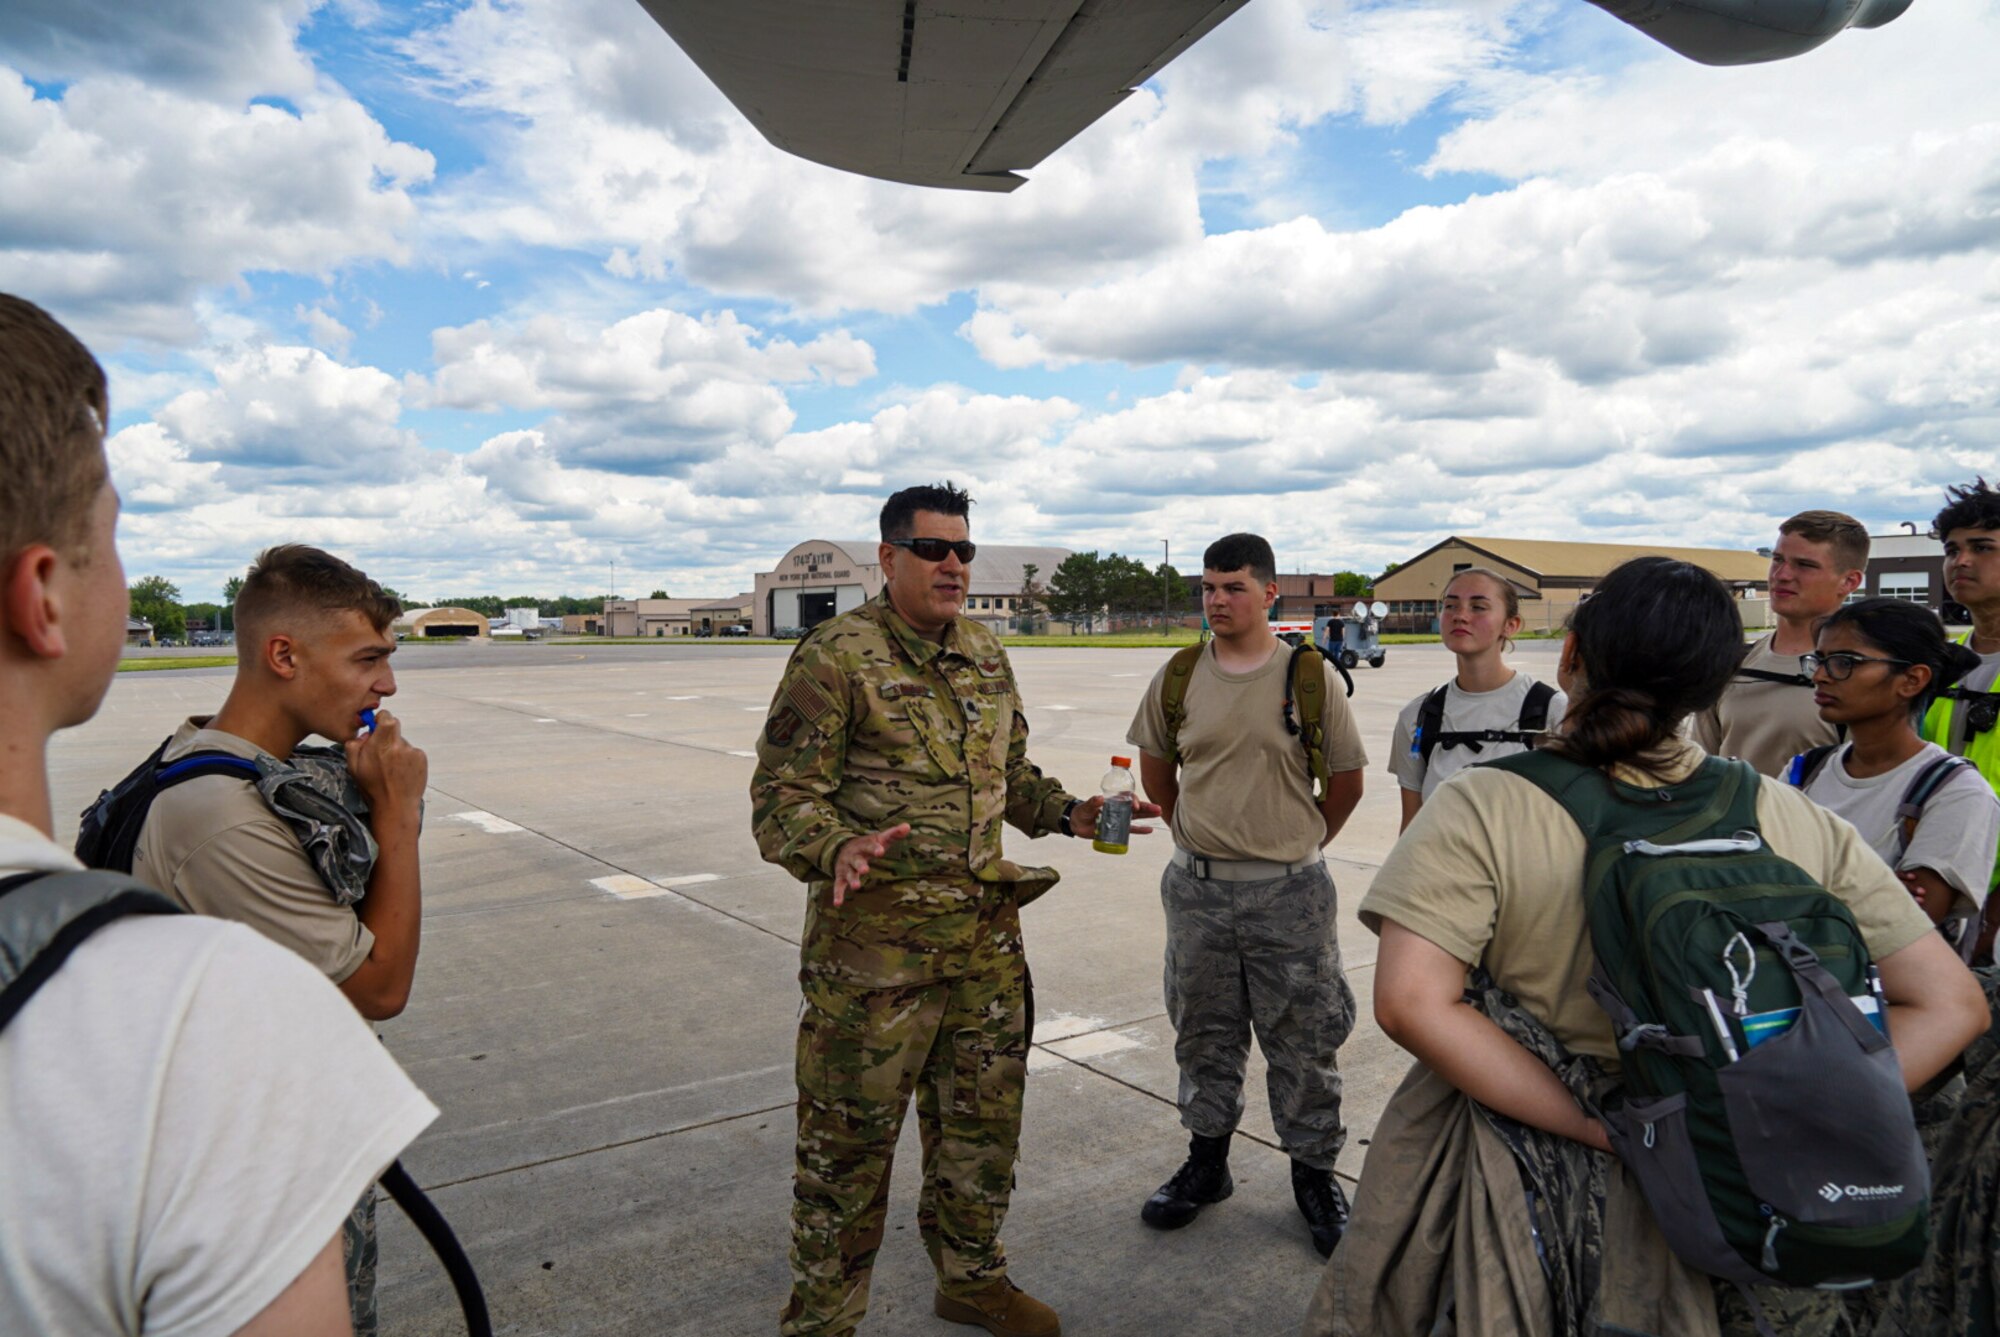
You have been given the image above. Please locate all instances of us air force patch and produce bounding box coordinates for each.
[766,705,803,748]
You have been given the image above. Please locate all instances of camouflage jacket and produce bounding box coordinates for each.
[751,592,1075,986]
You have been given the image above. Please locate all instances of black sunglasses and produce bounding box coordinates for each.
[887,537,976,563]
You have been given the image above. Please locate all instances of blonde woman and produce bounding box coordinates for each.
[1387,567,1567,831]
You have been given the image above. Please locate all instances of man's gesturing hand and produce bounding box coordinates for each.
[832,823,911,906]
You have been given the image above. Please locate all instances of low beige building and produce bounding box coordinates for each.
[602,598,709,637]
[692,592,755,634]
[1374,536,1770,634]
[394,606,491,639]
[752,539,1070,637]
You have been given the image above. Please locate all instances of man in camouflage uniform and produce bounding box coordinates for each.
[1125,533,1367,1258]
[753,482,1153,1337]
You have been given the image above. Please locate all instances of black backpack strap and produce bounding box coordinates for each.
[1735,667,1816,688]
[0,870,181,1032]
[1894,754,1978,860]
[1415,684,1450,767]
[156,751,262,786]
[378,1161,493,1337]
[1519,680,1557,732]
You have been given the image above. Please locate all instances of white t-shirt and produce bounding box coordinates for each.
[1798,741,2000,921]
[0,815,438,1337]
[1388,673,1568,800]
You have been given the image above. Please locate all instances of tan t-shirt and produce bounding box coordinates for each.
[1690,631,1836,776]
[132,718,373,983]
[1359,739,1934,1066]
[1127,643,1369,863]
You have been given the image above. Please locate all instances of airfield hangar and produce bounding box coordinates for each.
[1373,536,1772,634]
[751,539,1072,638]
[394,606,491,640]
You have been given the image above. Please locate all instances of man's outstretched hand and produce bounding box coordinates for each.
[832,824,911,906]
[1067,796,1162,841]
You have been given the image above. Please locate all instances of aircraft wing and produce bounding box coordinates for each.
[636,0,1252,192]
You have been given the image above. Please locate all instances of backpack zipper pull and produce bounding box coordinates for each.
[1762,1215,1788,1273]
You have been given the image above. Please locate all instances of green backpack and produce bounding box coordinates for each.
[1158,642,1347,801]
[1491,749,1929,1290]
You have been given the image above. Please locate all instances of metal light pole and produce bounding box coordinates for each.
[1162,539,1169,629]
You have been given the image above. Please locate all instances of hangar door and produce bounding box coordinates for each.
[798,592,837,631]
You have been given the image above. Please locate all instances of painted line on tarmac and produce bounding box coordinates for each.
[727,749,756,758]
[424,783,798,949]
[416,1097,797,1194]
[451,810,525,834]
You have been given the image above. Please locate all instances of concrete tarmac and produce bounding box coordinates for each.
[49,638,1566,1337]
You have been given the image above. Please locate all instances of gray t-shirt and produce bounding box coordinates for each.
[1800,740,2000,921]
[1388,673,1568,800]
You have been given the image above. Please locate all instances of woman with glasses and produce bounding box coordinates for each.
[1791,597,2000,958]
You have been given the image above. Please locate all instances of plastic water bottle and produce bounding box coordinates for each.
[1093,755,1136,855]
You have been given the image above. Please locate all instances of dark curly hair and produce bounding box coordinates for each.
[1933,477,2000,540]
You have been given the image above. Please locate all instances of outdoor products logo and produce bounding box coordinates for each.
[1820,1182,1904,1203]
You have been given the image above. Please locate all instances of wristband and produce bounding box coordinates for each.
[1059,798,1080,838]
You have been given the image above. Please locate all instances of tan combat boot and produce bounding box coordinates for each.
[933,1279,1062,1336]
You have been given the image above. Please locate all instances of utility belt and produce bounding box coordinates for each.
[1170,847,1322,882]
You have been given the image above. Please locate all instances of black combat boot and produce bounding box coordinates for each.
[1291,1159,1350,1258]
[1140,1132,1233,1229]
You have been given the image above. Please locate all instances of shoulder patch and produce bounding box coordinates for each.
[786,674,836,723]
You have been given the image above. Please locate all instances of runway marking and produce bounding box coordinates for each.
[657,873,721,887]
[741,706,764,712]
[1037,1012,1108,1042]
[1110,672,1142,678]
[624,712,649,717]
[533,717,557,723]
[665,695,700,701]
[1045,1029,1146,1061]
[452,810,525,834]
[1027,1048,1067,1073]
[1043,704,1076,711]
[727,749,756,758]
[591,874,668,898]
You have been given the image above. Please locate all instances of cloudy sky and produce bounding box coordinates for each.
[5,0,1996,604]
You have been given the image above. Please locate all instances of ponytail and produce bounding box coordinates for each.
[1540,557,1743,777]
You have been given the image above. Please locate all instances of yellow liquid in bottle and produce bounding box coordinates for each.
[1092,837,1128,855]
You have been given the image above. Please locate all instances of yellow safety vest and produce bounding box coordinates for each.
[1920,630,2000,894]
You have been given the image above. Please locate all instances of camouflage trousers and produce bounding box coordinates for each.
[343,1184,377,1337]
[781,946,1030,1336]
[1160,857,1353,1170]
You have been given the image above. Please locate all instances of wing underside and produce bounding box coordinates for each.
[637,0,1252,192]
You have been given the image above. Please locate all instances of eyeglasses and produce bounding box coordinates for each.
[1801,651,1910,681]
[887,537,976,564]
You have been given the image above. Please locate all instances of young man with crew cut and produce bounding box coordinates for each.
[1923,478,2000,958]
[0,292,436,1336]
[128,543,429,1337]
[1693,509,1869,775]
[1124,532,1368,1257]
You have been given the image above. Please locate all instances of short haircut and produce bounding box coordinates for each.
[1778,509,1869,572]
[1202,533,1276,585]
[1933,477,2000,539]
[0,294,109,560]
[234,545,401,640]
[880,481,973,541]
